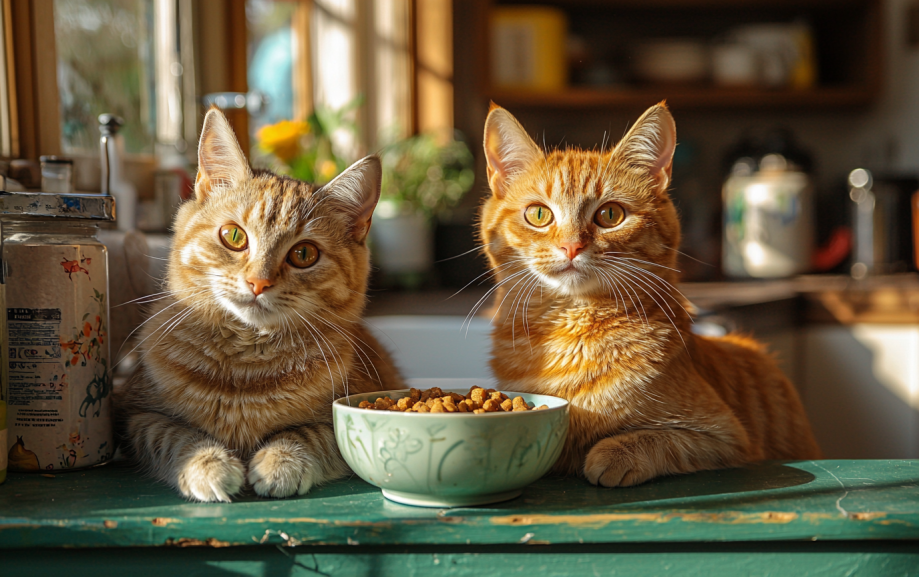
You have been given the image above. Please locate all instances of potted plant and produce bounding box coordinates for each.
[373,131,474,287]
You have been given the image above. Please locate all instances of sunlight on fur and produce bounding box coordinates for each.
[478,102,821,486]
[114,107,403,502]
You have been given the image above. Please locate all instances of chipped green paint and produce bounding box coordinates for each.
[0,460,917,552]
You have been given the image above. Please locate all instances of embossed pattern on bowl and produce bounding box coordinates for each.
[333,389,569,506]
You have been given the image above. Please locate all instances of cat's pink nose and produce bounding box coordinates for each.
[247,277,273,296]
[559,241,586,260]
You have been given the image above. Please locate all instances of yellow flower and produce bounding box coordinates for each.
[256,120,310,162]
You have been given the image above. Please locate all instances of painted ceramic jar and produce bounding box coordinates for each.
[1,192,115,472]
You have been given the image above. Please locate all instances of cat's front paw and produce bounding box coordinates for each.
[248,438,318,498]
[584,435,657,488]
[177,443,246,502]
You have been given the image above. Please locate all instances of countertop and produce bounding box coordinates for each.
[367,274,919,330]
[1,461,917,574]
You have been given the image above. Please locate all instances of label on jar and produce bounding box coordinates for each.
[5,243,112,471]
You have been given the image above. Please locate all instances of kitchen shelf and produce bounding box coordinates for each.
[489,85,877,110]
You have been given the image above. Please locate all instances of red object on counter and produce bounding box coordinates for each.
[812,226,852,271]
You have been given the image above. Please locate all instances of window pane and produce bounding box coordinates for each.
[54,0,155,155]
[374,0,411,144]
[246,0,297,145]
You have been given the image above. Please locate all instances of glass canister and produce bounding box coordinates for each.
[0,192,115,472]
[39,156,74,194]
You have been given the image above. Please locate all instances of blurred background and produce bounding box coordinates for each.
[2,0,918,459]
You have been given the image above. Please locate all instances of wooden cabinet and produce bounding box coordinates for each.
[456,0,882,112]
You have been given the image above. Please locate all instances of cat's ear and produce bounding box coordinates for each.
[483,103,542,198]
[320,155,381,242]
[194,106,252,202]
[612,101,676,186]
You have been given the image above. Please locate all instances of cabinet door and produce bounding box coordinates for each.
[803,325,919,459]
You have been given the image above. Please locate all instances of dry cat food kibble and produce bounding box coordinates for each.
[356,387,549,414]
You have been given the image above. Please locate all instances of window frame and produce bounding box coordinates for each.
[1,0,453,189]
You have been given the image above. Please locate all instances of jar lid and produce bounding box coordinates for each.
[0,191,115,221]
[39,155,74,165]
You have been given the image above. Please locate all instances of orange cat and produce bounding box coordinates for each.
[115,108,403,501]
[479,102,821,487]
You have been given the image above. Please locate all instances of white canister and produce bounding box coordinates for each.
[722,168,814,278]
[1,192,116,472]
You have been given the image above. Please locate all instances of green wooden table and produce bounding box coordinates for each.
[1,460,917,576]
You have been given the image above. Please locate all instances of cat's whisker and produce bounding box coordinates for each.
[292,310,345,400]
[492,270,533,328]
[463,271,524,335]
[520,275,542,352]
[660,244,715,268]
[116,289,207,358]
[435,241,497,264]
[143,306,196,360]
[507,274,539,350]
[462,266,529,335]
[308,312,383,389]
[614,263,693,320]
[119,305,193,369]
[308,323,351,398]
[592,267,623,314]
[447,257,527,300]
[588,266,618,312]
[605,258,693,320]
[607,255,681,273]
[607,262,679,320]
[114,290,174,308]
[606,262,687,350]
[603,266,644,325]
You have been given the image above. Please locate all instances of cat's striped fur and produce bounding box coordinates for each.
[114,108,402,502]
[479,102,820,487]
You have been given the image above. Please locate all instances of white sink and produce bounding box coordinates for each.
[366,315,493,379]
[367,314,727,381]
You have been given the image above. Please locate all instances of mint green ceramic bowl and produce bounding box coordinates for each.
[333,388,569,508]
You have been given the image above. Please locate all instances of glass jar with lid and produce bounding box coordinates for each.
[39,156,74,194]
[0,191,115,472]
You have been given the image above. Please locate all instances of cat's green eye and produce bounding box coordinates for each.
[595,202,626,228]
[219,223,248,251]
[288,242,319,269]
[524,204,553,227]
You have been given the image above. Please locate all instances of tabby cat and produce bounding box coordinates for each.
[115,107,403,502]
[479,102,821,487]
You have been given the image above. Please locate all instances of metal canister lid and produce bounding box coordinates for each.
[0,191,115,221]
[39,155,74,165]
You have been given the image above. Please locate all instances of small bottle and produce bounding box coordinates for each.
[40,156,74,193]
[99,114,137,231]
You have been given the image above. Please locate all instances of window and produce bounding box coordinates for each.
[2,0,453,184]
[54,0,155,155]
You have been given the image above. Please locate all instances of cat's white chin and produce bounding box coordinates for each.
[537,268,600,297]
[218,295,281,329]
